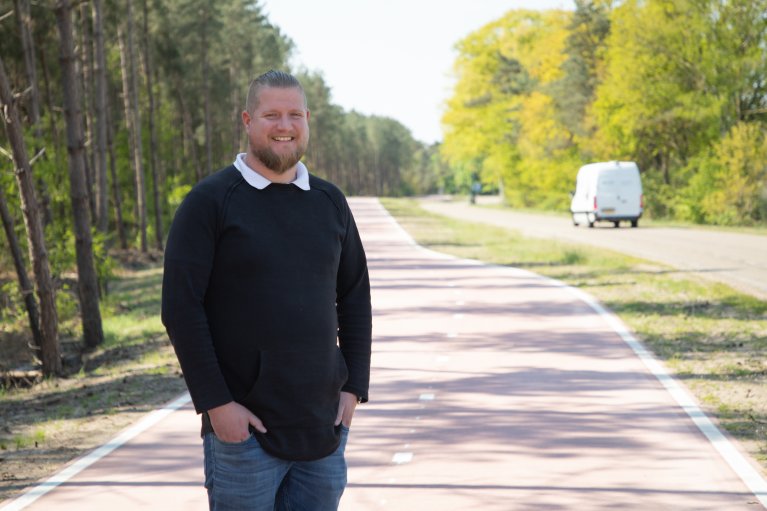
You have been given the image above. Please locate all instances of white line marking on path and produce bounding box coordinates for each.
[0,392,193,511]
[392,452,413,464]
[419,393,435,401]
[558,281,767,507]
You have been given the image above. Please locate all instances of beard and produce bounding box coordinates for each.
[250,141,307,175]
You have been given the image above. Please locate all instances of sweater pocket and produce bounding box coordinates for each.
[239,347,349,460]
[240,347,349,429]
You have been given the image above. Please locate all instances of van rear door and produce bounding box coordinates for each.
[596,170,622,216]
[617,172,642,214]
[596,167,641,218]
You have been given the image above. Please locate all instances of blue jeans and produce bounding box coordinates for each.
[203,425,349,511]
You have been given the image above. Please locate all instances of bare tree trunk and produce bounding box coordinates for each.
[55,0,104,349]
[36,46,58,226]
[14,0,57,238]
[13,0,41,129]
[91,0,108,232]
[77,1,96,221]
[230,64,240,155]
[201,7,213,176]
[0,56,61,376]
[37,46,60,156]
[117,0,148,252]
[140,0,163,250]
[0,186,44,353]
[178,92,202,182]
[117,26,136,241]
[106,106,128,249]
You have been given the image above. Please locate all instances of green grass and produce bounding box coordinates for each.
[381,197,767,468]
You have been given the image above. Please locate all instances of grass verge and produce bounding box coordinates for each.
[381,197,767,471]
[0,260,186,503]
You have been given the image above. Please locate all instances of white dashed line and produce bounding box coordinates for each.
[392,452,414,464]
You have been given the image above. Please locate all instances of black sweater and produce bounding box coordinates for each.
[161,165,372,461]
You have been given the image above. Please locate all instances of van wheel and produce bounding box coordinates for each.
[587,214,595,228]
[572,214,579,226]
[631,219,638,228]
[613,221,620,228]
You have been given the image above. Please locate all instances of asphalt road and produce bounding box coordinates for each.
[420,197,767,300]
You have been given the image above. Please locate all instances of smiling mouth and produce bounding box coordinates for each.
[272,136,294,142]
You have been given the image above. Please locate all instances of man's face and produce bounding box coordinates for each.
[244,86,310,174]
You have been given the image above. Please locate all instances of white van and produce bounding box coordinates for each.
[570,161,643,228]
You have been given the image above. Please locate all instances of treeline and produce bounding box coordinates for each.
[441,0,767,225]
[0,0,439,376]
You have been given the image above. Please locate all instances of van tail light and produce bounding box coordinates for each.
[593,196,598,210]
[640,194,644,209]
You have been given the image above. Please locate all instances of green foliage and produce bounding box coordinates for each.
[166,179,192,216]
[591,0,725,174]
[298,74,428,196]
[440,0,767,226]
[442,9,576,207]
[92,230,116,288]
[682,123,767,225]
[0,281,23,325]
[55,281,78,325]
[550,0,611,140]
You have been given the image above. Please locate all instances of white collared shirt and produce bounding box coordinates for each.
[233,153,311,191]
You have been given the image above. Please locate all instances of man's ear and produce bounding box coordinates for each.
[242,110,251,128]
[306,110,310,122]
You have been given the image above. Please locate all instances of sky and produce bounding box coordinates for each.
[258,0,575,144]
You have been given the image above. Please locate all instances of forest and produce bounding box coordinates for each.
[0,0,443,377]
[442,0,767,224]
[0,0,765,376]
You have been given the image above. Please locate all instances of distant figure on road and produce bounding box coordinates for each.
[161,70,372,511]
[470,173,481,204]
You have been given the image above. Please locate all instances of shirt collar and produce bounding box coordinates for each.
[233,153,311,191]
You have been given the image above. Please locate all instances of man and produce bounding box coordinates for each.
[161,70,372,511]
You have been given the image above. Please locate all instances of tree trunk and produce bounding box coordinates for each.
[37,46,61,162]
[0,56,61,376]
[54,0,104,349]
[0,186,44,353]
[178,91,202,182]
[117,1,148,253]
[15,0,56,236]
[77,1,96,222]
[13,0,41,129]
[201,7,213,176]
[230,64,241,155]
[141,0,163,250]
[106,105,128,249]
[91,0,109,232]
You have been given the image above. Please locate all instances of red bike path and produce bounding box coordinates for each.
[2,197,766,510]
